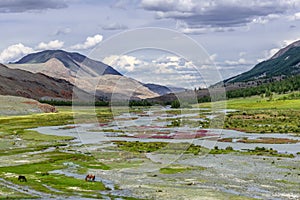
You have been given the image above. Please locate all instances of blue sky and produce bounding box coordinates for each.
[1,0,300,87]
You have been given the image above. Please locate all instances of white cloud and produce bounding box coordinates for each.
[269,48,280,57]
[104,54,196,75]
[0,43,34,63]
[103,55,144,72]
[154,56,195,72]
[251,14,280,24]
[0,39,65,63]
[209,54,217,61]
[70,34,103,50]
[287,12,300,21]
[141,0,299,34]
[201,53,217,65]
[36,40,64,50]
[259,37,300,61]
[224,58,252,66]
[258,48,280,62]
[103,54,205,88]
[281,38,300,46]
[177,22,236,34]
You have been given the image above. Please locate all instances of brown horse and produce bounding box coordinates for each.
[85,174,95,182]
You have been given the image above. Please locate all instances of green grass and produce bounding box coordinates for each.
[0,143,67,156]
[2,173,106,195]
[199,94,300,110]
[0,151,108,196]
[113,141,210,155]
[114,141,169,153]
[106,160,145,169]
[224,109,300,133]
[198,94,300,133]
[113,141,295,158]
[0,185,36,199]
[39,174,106,191]
[159,165,206,174]
[0,106,114,156]
[0,151,92,174]
[243,147,295,158]
[209,146,236,154]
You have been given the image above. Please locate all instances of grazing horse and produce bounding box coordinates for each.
[85,174,95,182]
[18,175,27,182]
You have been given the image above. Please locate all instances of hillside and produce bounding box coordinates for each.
[148,88,209,104]
[225,40,300,84]
[15,50,121,76]
[0,95,56,115]
[8,50,159,100]
[143,83,172,96]
[0,63,92,101]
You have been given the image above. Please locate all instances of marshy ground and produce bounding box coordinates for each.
[0,94,300,199]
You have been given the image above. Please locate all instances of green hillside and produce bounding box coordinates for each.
[226,46,300,83]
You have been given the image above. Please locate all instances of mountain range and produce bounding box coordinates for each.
[1,40,300,103]
[7,50,173,101]
[150,40,300,103]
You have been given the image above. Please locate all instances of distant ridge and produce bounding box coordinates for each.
[224,40,300,84]
[8,50,159,100]
[143,83,172,96]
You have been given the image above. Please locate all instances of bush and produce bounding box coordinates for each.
[225,146,233,151]
[171,100,180,108]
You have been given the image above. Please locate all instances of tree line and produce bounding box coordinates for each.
[225,75,300,99]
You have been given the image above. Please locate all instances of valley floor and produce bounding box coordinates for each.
[0,97,299,199]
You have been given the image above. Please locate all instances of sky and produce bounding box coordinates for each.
[1,0,300,88]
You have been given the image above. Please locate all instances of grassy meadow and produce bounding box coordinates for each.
[0,92,299,199]
[198,93,300,134]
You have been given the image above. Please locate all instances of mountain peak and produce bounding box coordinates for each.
[14,49,122,76]
[15,49,86,65]
[271,40,300,60]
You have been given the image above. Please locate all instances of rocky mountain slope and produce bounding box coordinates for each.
[224,40,300,84]
[8,50,159,100]
[0,63,92,101]
[14,50,121,77]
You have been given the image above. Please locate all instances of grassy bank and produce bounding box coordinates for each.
[198,93,300,133]
[199,93,300,110]
[0,106,116,198]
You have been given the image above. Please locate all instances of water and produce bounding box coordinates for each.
[31,116,300,154]
[30,107,300,156]
[29,107,300,199]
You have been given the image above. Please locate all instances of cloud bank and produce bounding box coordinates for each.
[140,0,300,33]
[36,40,64,50]
[103,54,209,88]
[0,43,34,63]
[0,0,67,13]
